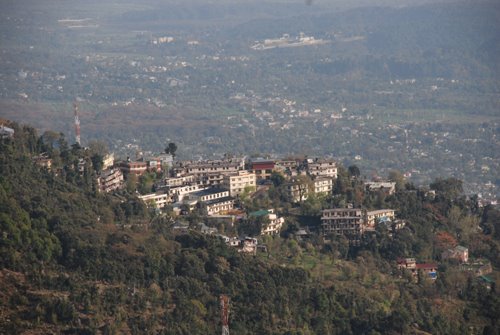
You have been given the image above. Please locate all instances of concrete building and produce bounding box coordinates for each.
[284,178,311,202]
[321,207,396,243]
[155,175,197,191]
[365,181,397,195]
[442,245,469,263]
[397,258,438,280]
[222,170,256,197]
[102,153,115,170]
[173,158,244,178]
[33,153,52,170]
[202,196,235,216]
[119,160,147,175]
[460,259,493,276]
[249,209,285,236]
[251,159,275,181]
[365,209,396,228]
[187,188,230,202]
[169,184,208,202]
[186,188,235,215]
[313,176,334,195]
[0,125,14,139]
[275,159,299,176]
[98,168,124,193]
[321,208,365,245]
[307,158,338,179]
[139,191,171,209]
[239,237,258,254]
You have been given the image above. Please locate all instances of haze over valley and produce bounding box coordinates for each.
[1,0,499,198]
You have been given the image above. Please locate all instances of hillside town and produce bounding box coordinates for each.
[2,118,498,334]
[27,134,494,284]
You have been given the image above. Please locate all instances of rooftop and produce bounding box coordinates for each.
[192,188,228,197]
[204,196,235,206]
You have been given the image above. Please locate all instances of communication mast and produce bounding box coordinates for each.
[220,295,230,335]
[73,101,81,145]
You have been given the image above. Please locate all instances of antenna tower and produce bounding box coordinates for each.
[73,101,81,145]
[220,295,230,335]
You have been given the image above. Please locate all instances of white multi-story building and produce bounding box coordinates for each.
[155,175,197,190]
[365,209,396,228]
[285,178,310,202]
[307,158,338,179]
[222,170,256,197]
[169,184,208,202]
[102,153,115,170]
[139,192,171,209]
[365,181,397,195]
[313,177,333,195]
[186,188,234,215]
[203,197,235,215]
[173,158,244,178]
[249,209,285,236]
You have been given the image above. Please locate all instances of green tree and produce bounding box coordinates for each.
[165,142,178,158]
[388,170,406,192]
[348,165,361,179]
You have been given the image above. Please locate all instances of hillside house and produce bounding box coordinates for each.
[185,188,235,215]
[169,184,208,202]
[98,168,124,193]
[307,158,338,179]
[155,175,197,191]
[201,196,235,216]
[173,158,244,180]
[275,159,299,175]
[321,208,365,245]
[102,153,115,170]
[313,176,334,195]
[416,263,438,280]
[460,259,493,276]
[365,209,396,228]
[249,209,285,236]
[119,160,147,175]
[33,153,52,170]
[239,237,258,254]
[284,178,310,202]
[222,170,256,197]
[251,159,275,181]
[139,191,171,210]
[442,245,468,263]
[0,125,14,139]
[321,207,396,244]
[397,258,438,280]
[365,181,396,195]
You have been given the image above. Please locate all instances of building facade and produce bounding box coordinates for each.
[251,160,275,181]
[119,161,148,175]
[222,170,256,197]
[307,158,338,179]
[321,208,365,245]
[98,168,124,193]
[313,177,334,195]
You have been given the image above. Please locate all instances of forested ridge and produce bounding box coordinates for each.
[0,122,499,334]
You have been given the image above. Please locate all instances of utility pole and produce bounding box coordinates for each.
[220,295,230,335]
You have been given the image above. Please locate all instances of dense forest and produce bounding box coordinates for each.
[0,122,499,334]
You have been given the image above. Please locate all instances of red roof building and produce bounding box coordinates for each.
[251,160,275,181]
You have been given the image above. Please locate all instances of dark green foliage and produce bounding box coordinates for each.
[1,123,499,334]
